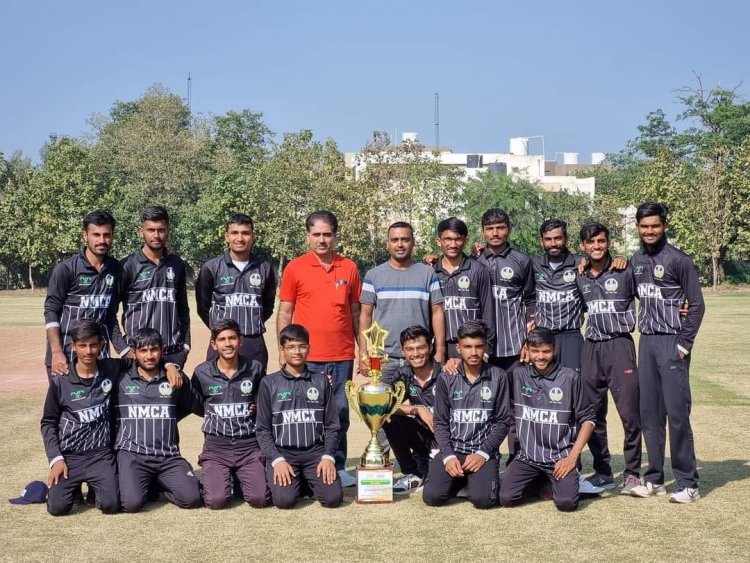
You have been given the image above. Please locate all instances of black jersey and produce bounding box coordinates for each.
[191,356,265,441]
[382,362,442,411]
[526,251,583,332]
[477,246,533,357]
[111,250,191,354]
[433,364,510,458]
[577,257,637,341]
[195,251,276,337]
[113,365,194,457]
[632,239,705,351]
[434,255,495,350]
[511,363,595,468]
[40,359,121,464]
[255,368,338,462]
[43,249,120,366]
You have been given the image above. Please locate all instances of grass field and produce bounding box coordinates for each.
[1,291,749,562]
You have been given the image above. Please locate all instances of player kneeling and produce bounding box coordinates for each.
[256,325,343,509]
[114,329,202,512]
[422,321,511,509]
[498,328,596,512]
[41,320,120,516]
[191,319,269,509]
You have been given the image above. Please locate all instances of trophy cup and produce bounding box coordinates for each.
[345,322,405,503]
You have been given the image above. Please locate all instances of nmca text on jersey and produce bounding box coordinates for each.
[637,284,664,298]
[79,295,112,308]
[141,287,176,302]
[587,300,617,313]
[126,405,172,419]
[211,403,251,418]
[537,290,576,303]
[444,296,469,309]
[452,409,490,423]
[224,293,260,307]
[521,406,560,424]
[282,409,320,424]
[76,403,108,423]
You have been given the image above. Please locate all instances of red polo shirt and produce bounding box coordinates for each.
[279,252,362,362]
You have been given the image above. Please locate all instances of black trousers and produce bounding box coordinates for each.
[581,335,642,477]
[382,415,434,478]
[47,448,119,516]
[489,355,521,460]
[499,458,579,512]
[266,448,343,509]
[638,334,698,488]
[206,334,268,371]
[117,450,202,512]
[553,329,582,372]
[199,438,269,509]
[422,453,499,509]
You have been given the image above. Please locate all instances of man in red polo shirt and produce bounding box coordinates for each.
[277,210,362,487]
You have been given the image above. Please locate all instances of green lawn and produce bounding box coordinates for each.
[0,291,748,562]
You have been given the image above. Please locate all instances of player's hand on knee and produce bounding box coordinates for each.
[317,458,336,485]
[51,352,69,376]
[48,460,68,487]
[552,456,576,481]
[443,358,460,376]
[445,457,464,478]
[462,453,486,473]
[273,460,295,487]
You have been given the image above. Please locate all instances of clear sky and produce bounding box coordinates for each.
[1,0,748,163]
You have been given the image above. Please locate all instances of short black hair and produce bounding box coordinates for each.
[580,222,609,242]
[540,218,567,237]
[210,319,241,341]
[279,324,309,346]
[636,202,669,224]
[70,319,102,342]
[458,320,487,341]
[83,210,116,231]
[481,208,511,228]
[306,211,338,234]
[132,328,163,350]
[140,206,170,225]
[226,213,254,231]
[525,327,556,348]
[437,217,468,238]
[400,325,432,346]
[388,221,413,236]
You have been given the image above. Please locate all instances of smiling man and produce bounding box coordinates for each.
[196,213,276,369]
[111,206,191,367]
[277,211,361,487]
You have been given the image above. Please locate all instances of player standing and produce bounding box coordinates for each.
[111,206,191,367]
[629,202,705,503]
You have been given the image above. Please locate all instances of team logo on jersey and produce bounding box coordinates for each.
[277,390,292,401]
[158,382,173,397]
[480,386,492,401]
[634,264,645,275]
[166,267,175,281]
[548,387,564,403]
[70,389,85,400]
[457,276,471,290]
[138,269,153,280]
[125,384,139,395]
[249,273,262,287]
[208,384,223,395]
[563,270,576,283]
[604,278,619,292]
[654,265,665,279]
[535,272,548,281]
[100,379,112,394]
[219,275,234,285]
[452,389,464,399]
[105,274,114,287]
[500,267,514,280]
[581,283,591,294]
[240,380,253,395]
[409,385,419,396]
[521,385,534,396]
[306,387,320,402]
[78,275,94,286]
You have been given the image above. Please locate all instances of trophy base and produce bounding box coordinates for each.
[355,464,394,504]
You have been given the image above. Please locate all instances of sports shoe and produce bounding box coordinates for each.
[338,470,357,488]
[393,474,423,495]
[579,474,605,495]
[630,482,667,498]
[620,475,641,496]
[669,487,700,504]
[587,473,616,490]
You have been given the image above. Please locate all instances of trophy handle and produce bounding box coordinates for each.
[345,380,363,423]
[383,380,406,425]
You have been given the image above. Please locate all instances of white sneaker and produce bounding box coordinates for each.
[393,474,423,495]
[579,474,604,495]
[630,482,667,498]
[669,487,700,504]
[338,470,357,488]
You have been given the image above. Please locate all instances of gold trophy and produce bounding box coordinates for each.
[345,322,405,502]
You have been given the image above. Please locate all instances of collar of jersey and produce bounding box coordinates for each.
[434,254,471,275]
[127,363,167,383]
[456,363,491,383]
[222,250,258,268]
[482,244,513,259]
[210,359,248,380]
[541,249,575,269]
[581,254,613,279]
[66,364,100,385]
[408,362,441,387]
[280,366,311,380]
[640,236,668,256]
[530,361,561,380]
[78,248,115,271]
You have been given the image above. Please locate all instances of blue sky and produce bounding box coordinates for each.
[1,0,748,163]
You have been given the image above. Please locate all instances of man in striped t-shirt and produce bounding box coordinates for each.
[359,222,446,378]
